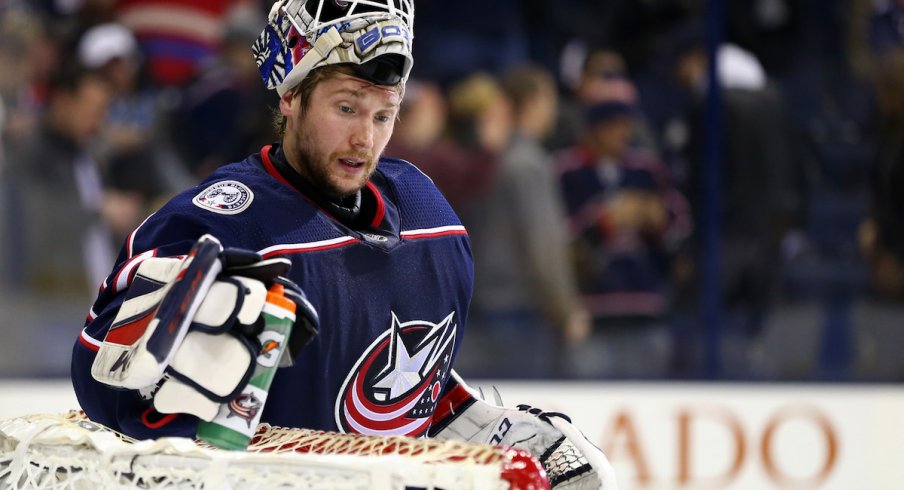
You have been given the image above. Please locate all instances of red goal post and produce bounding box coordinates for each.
[0,411,549,489]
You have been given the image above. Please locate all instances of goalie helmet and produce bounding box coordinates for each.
[253,0,414,95]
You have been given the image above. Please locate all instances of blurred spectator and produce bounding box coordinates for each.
[78,21,149,152]
[0,11,60,146]
[860,48,904,299]
[384,79,447,164]
[412,73,509,212]
[553,48,657,151]
[725,0,804,79]
[777,10,878,378]
[662,35,804,376]
[856,48,904,381]
[554,94,691,379]
[116,0,249,87]
[4,67,116,298]
[0,0,898,382]
[166,4,278,180]
[454,65,589,378]
[77,21,187,243]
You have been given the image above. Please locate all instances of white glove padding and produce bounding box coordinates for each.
[91,235,304,422]
[152,276,269,420]
[92,235,227,390]
[430,372,618,490]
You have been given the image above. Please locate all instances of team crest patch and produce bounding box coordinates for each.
[192,181,254,215]
[335,312,457,438]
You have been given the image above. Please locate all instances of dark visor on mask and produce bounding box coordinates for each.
[352,54,405,85]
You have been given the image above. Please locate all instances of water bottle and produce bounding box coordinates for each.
[196,284,296,450]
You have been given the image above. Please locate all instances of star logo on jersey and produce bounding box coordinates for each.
[335,312,457,437]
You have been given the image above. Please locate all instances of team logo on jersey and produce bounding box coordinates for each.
[192,180,254,215]
[335,312,457,437]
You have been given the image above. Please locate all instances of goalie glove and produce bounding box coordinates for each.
[429,372,618,490]
[91,235,319,421]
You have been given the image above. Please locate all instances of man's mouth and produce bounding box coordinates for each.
[339,158,365,168]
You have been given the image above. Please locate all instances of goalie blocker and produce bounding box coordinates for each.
[431,372,618,490]
[91,235,319,423]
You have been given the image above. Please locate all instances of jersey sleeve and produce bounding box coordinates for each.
[70,197,219,439]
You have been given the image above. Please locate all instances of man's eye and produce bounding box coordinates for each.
[376,114,392,123]
[339,105,354,114]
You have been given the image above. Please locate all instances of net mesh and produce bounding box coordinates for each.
[0,412,547,490]
[539,436,592,488]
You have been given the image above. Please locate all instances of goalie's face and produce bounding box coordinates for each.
[281,70,401,199]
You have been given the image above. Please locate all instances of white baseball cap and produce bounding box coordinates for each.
[78,23,139,69]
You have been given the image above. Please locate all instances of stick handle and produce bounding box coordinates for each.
[196,285,296,450]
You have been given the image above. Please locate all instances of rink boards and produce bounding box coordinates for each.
[1,380,900,490]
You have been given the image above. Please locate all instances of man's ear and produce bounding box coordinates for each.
[279,90,297,117]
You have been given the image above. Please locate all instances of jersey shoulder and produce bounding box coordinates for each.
[375,157,463,231]
[130,155,328,254]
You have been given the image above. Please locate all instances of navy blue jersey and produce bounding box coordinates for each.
[71,147,473,440]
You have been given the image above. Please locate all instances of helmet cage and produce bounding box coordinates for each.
[253,0,414,95]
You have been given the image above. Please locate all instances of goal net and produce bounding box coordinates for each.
[0,411,549,490]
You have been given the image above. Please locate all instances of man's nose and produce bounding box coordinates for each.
[351,117,374,149]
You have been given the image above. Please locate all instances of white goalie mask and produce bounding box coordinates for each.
[253,0,414,95]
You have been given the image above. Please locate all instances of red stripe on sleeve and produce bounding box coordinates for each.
[431,382,475,425]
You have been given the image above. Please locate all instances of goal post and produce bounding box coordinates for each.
[0,411,549,489]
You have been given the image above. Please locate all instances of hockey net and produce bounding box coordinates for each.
[0,411,549,489]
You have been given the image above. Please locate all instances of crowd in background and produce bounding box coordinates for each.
[1,0,903,382]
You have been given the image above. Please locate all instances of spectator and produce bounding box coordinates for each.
[1,66,117,374]
[861,48,904,299]
[413,73,509,213]
[5,67,117,296]
[167,5,280,180]
[552,48,657,152]
[77,22,188,243]
[555,93,691,379]
[454,64,589,378]
[651,29,804,377]
[384,78,448,164]
[0,11,60,147]
[115,0,249,87]
[858,48,904,380]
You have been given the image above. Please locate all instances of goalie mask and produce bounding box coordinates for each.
[253,0,414,95]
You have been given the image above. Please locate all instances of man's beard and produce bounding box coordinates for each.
[290,116,376,201]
